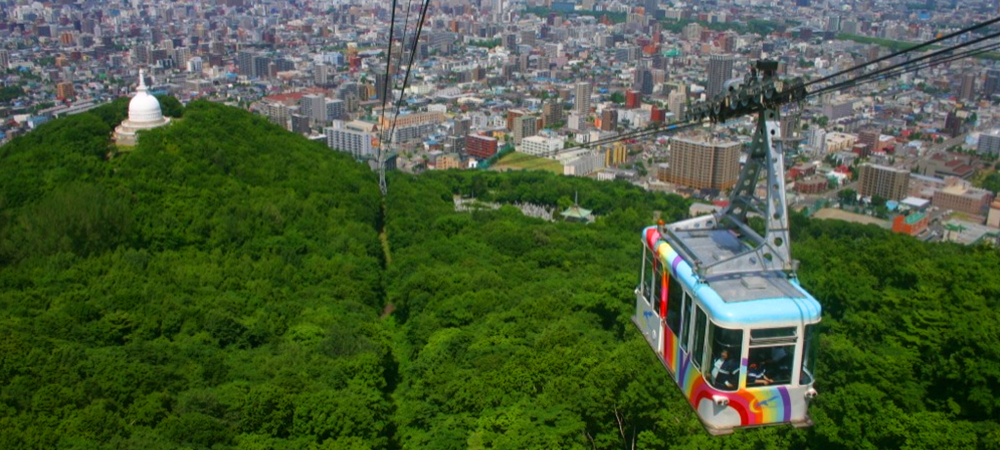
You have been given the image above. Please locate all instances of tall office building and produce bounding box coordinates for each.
[301,94,327,124]
[375,74,388,101]
[634,68,654,95]
[542,99,563,127]
[173,47,190,67]
[326,99,345,121]
[668,90,686,120]
[237,50,254,77]
[858,164,910,201]
[985,69,1000,96]
[187,56,203,73]
[707,54,735,99]
[453,118,470,137]
[960,73,977,102]
[0,50,9,71]
[662,137,741,190]
[252,55,271,79]
[978,131,1000,157]
[600,109,617,131]
[575,82,591,116]
[291,114,311,135]
[315,64,331,86]
[945,110,964,138]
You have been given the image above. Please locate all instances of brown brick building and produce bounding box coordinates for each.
[661,137,741,190]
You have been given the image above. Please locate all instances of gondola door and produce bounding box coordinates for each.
[635,244,663,355]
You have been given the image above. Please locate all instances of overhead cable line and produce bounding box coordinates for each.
[809,28,1000,97]
[549,17,1000,158]
[804,16,1000,88]
[377,0,399,196]
[394,0,415,82]
[810,42,1000,98]
[386,0,432,152]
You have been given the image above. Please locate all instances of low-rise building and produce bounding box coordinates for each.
[892,212,930,236]
[467,134,499,159]
[987,200,1000,229]
[436,153,462,170]
[824,132,857,153]
[795,176,829,194]
[520,135,563,157]
[931,181,994,217]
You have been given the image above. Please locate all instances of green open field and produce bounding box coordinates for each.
[493,151,564,174]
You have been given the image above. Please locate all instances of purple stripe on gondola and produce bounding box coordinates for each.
[779,387,792,422]
[678,350,690,383]
[671,255,682,272]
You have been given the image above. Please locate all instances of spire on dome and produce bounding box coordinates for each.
[137,69,147,92]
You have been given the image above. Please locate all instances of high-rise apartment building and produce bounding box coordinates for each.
[858,163,910,201]
[512,115,538,144]
[575,82,591,116]
[0,50,9,70]
[707,54,735,99]
[662,137,741,190]
[325,120,377,159]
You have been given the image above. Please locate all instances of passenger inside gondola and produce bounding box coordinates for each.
[712,349,740,390]
[748,345,795,385]
[747,356,773,386]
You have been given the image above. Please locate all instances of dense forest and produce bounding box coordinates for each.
[1,100,999,449]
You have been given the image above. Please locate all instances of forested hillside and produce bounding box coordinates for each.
[1,101,999,449]
[0,101,391,449]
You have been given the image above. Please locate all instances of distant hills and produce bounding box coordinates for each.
[1,100,998,449]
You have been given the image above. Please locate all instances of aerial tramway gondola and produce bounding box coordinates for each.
[632,60,820,434]
[625,17,1000,430]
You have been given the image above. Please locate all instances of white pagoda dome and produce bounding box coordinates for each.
[114,69,171,147]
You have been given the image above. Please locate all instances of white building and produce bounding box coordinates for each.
[520,135,564,157]
[558,149,605,176]
[325,120,377,159]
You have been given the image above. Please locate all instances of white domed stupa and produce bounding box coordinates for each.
[114,69,171,147]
